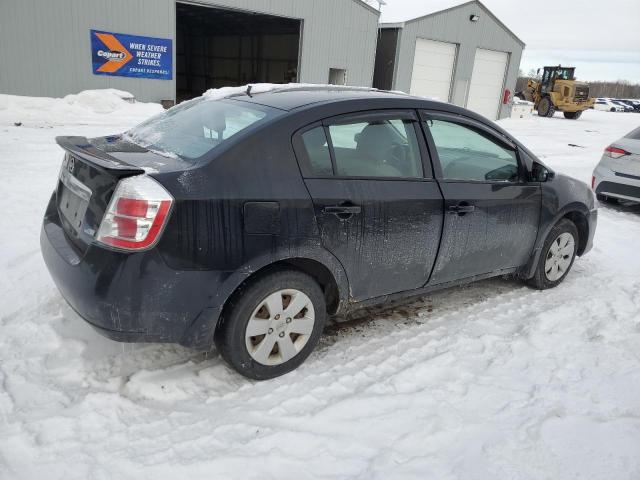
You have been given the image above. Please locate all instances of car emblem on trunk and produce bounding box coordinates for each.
[67,157,75,174]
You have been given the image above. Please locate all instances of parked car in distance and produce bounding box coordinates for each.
[593,126,640,203]
[610,100,635,112]
[594,99,625,112]
[617,99,640,112]
[41,86,598,379]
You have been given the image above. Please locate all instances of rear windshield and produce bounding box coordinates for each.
[125,98,280,160]
[625,126,640,140]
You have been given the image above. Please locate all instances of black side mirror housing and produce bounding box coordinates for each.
[531,162,554,182]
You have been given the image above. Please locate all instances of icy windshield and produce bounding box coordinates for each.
[125,98,279,160]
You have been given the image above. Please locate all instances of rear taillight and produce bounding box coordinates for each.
[96,175,173,251]
[591,176,595,190]
[604,146,630,159]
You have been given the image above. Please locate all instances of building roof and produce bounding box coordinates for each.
[379,0,525,47]
[352,0,382,16]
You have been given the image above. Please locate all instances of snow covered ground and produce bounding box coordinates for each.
[1,92,639,480]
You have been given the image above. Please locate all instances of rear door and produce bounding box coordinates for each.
[293,110,443,301]
[420,111,541,285]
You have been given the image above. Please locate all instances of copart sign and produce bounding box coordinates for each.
[90,29,172,80]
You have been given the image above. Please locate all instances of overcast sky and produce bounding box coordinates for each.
[378,0,640,82]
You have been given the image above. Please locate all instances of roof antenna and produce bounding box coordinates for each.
[246,85,253,97]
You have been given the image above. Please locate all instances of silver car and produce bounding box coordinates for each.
[593,126,640,203]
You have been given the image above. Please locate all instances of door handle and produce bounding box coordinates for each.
[448,203,475,215]
[322,204,362,219]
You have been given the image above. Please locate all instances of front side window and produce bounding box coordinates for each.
[426,119,519,182]
[327,118,423,178]
[126,98,279,160]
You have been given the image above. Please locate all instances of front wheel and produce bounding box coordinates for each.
[563,111,582,119]
[537,97,555,117]
[527,219,578,290]
[214,270,326,380]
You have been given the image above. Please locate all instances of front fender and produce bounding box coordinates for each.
[520,200,595,280]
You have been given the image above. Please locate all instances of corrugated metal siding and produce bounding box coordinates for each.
[0,0,175,102]
[0,0,379,103]
[192,0,379,87]
[391,1,523,119]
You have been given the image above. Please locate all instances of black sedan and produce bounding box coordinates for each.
[41,86,597,379]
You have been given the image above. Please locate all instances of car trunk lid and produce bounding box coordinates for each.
[54,135,184,254]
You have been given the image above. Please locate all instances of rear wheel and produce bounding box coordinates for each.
[214,270,326,380]
[537,97,555,117]
[527,219,578,290]
[563,111,582,119]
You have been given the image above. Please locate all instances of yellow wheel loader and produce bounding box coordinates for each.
[516,66,595,119]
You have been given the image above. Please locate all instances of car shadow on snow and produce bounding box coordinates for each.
[598,199,640,215]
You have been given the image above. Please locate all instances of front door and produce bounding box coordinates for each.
[421,111,541,285]
[293,110,443,301]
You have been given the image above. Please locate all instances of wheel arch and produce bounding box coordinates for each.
[562,210,589,256]
[235,257,344,315]
[179,251,349,350]
[519,204,591,279]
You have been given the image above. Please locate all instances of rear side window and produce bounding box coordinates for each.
[300,127,333,176]
[328,119,423,178]
[426,119,519,182]
[126,98,280,160]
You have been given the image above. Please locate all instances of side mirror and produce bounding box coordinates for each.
[531,162,554,182]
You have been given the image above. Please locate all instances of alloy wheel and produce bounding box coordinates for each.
[245,289,315,366]
[544,232,575,281]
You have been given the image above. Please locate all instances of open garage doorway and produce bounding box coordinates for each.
[176,3,301,101]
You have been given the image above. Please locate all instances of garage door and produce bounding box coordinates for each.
[409,39,456,102]
[466,48,508,120]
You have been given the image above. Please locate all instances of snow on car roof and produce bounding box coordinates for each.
[202,83,407,111]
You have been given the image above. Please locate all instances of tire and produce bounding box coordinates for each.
[527,219,579,290]
[214,269,326,380]
[563,111,582,119]
[610,107,616,112]
[537,97,555,117]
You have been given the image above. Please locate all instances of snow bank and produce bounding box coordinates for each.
[0,89,163,127]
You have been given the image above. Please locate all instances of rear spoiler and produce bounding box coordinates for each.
[56,136,144,173]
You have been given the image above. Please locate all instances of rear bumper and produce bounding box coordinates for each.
[593,163,640,201]
[40,194,223,349]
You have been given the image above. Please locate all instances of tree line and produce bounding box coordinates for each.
[516,75,640,100]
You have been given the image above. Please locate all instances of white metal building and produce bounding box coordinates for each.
[373,1,525,120]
